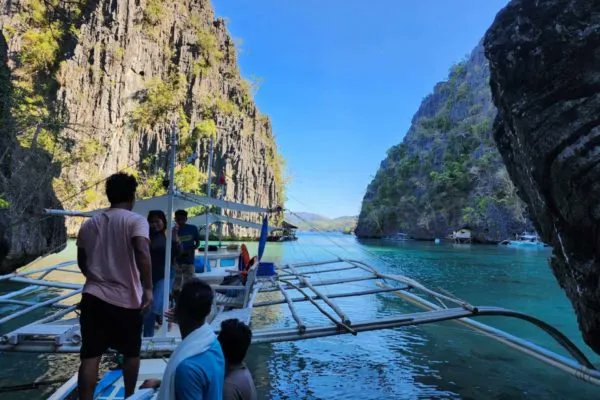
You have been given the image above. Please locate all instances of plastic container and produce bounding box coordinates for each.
[193,257,205,273]
[257,262,276,277]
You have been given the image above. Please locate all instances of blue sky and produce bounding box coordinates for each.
[212,0,509,218]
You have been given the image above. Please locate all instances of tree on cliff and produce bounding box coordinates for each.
[355,44,529,242]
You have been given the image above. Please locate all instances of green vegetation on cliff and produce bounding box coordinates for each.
[356,44,529,242]
[1,0,285,269]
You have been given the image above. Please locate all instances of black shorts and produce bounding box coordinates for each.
[79,293,143,359]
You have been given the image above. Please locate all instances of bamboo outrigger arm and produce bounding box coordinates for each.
[276,281,306,333]
[1,258,599,387]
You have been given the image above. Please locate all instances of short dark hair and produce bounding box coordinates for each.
[175,279,213,323]
[175,209,188,218]
[106,173,137,204]
[147,210,167,232]
[218,319,252,365]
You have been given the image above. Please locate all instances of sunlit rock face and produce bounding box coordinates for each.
[0,0,283,272]
[356,44,530,242]
[485,0,600,353]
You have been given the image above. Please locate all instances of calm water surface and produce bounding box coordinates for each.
[1,232,599,399]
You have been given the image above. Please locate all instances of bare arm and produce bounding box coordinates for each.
[194,227,201,249]
[133,236,153,309]
[133,236,152,289]
[77,247,88,277]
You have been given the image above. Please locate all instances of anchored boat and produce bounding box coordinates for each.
[0,130,598,398]
[500,231,548,249]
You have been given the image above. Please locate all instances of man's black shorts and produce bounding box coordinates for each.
[79,293,143,359]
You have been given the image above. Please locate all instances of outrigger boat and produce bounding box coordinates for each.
[500,231,548,249]
[1,130,600,398]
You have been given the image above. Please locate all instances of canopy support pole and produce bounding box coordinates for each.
[159,124,177,337]
[204,137,214,272]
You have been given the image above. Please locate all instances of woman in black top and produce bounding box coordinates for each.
[143,210,181,337]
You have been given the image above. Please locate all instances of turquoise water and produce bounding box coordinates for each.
[1,233,599,398]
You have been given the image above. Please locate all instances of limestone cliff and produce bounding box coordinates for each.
[484,0,600,353]
[0,0,283,272]
[0,31,66,270]
[356,44,530,241]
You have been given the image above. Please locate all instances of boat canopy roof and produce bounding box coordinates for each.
[188,212,276,232]
[45,191,273,218]
[269,220,298,233]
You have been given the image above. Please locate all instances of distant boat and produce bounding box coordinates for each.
[267,221,298,242]
[500,232,548,248]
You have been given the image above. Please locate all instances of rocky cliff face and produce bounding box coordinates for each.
[0,31,66,270]
[356,44,530,241]
[484,0,600,353]
[0,0,283,272]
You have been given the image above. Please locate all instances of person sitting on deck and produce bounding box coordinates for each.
[218,319,258,400]
[76,173,153,400]
[141,279,225,399]
[173,209,201,298]
[238,244,257,284]
[143,210,181,337]
[220,245,256,289]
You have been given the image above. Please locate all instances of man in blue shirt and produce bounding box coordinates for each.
[173,209,200,298]
[141,279,224,399]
